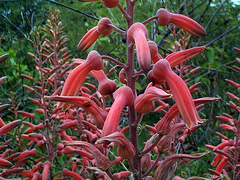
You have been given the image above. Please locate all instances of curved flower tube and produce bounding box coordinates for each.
[77,27,100,52]
[97,132,135,160]
[78,18,115,52]
[148,41,205,66]
[102,86,134,136]
[154,152,208,180]
[141,134,158,172]
[0,119,22,136]
[127,23,151,70]
[148,41,163,63]
[153,59,201,128]
[45,96,107,128]
[155,8,207,37]
[0,158,13,168]
[42,161,52,180]
[155,97,218,134]
[62,168,84,180]
[0,53,9,64]
[78,0,119,8]
[165,46,206,67]
[157,123,185,153]
[134,82,171,113]
[90,70,117,95]
[59,50,104,110]
[64,141,110,170]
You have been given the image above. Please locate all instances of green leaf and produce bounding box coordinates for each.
[135,82,142,90]
[206,47,214,64]
[10,57,16,65]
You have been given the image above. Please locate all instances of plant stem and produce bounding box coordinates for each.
[125,1,142,179]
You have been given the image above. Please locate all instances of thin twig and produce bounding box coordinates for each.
[204,24,240,47]
[46,0,99,21]
[196,0,227,46]
[1,14,28,40]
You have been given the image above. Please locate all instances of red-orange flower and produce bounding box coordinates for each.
[127,23,151,70]
[153,59,202,128]
[97,132,135,159]
[59,50,104,110]
[156,8,206,37]
[102,86,134,136]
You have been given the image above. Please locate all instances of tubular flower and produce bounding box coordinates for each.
[0,120,22,136]
[0,53,9,64]
[62,168,84,180]
[134,82,171,113]
[64,141,110,170]
[148,42,205,66]
[42,161,51,180]
[153,59,202,128]
[45,96,107,128]
[97,132,135,160]
[14,148,37,161]
[141,134,158,172]
[102,86,134,136]
[77,27,100,52]
[78,0,119,8]
[127,23,151,70]
[102,0,119,8]
[156,8,207,37]
[154,152,207,180]
[90,70,117,95]
[213,158,227,179]
[78,18,113,52]
[59,50,104,110]
[113,171,131,180]
[148,41,163,63]
[173,177,185,180]
[0,158,13,168]
[157,123,186,152]
[0,76,7,86]
[155,97,218,134]
[165,46,206,67]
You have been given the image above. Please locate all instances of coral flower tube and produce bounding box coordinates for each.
[102,86,134,136]
[127,23,151,70]
[59,50,104,110]
[153,59,201,128]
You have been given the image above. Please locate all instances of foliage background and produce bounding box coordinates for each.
[0,0,240,178]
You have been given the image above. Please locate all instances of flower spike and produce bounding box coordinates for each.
[156,8,207,37]
[127,23,151,70]
[153,59,202,128]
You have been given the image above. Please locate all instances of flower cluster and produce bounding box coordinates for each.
[0,2,220,180]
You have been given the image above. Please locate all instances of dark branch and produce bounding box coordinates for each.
[46,0,99,21]
[204,23,240,47]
